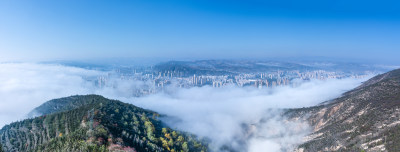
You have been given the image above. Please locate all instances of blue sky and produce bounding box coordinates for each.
[0,0,399,63]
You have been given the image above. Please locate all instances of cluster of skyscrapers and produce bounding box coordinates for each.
[94,68,371,97]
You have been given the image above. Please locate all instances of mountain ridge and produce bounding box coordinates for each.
[1,95,207,152]
[286,68,400,151]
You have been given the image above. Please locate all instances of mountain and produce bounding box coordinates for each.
[0,95,207,152]
[286,69,400,151]
[154,60,390,77]
[154,60,314,76]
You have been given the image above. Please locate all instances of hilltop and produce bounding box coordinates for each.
[0,95,207,152]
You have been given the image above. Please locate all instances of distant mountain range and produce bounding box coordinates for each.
[0,95,207,152]
[154,60,390,76]
[154,60,313,76]
[287,68,400,151]
[44,59,394,76]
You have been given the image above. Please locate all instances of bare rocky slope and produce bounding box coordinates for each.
[286,69,400,152]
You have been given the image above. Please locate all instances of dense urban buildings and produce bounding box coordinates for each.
[94,66,373,97]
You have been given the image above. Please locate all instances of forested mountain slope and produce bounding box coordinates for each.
[0,95,207,152]
[287,69,400,152]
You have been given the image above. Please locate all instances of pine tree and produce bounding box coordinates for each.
[182,142,189,152]
[0,143,4,152]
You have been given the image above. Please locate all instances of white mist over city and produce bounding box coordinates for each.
[0,63,371,151]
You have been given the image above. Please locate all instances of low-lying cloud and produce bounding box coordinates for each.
[0,63,102,126]
[0,63,369,151]
[130,78,366,151]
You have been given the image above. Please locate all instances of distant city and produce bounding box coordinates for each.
[77,60,384,97]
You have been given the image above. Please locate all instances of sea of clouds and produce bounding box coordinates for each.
[0,63,369,151]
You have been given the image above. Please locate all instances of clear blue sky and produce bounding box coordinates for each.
[0,0,399,63]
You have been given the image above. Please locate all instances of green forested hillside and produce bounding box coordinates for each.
[0,95,208,152]
[28,95,104,117]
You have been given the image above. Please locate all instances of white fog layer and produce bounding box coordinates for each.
[0,63,369,151]
[130,77,366,151]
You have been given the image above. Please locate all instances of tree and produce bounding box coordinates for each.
[0,143,4,152]
[162,128,168,134]
[165,133,171,140]
[144,121,156,142]
[160,137,169,150]
[182,142,189,152]
[132,115,140,127]
[177,136,184,143]
[141,112,147,121]
[172,131,178,138]
[168,138,174,147]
